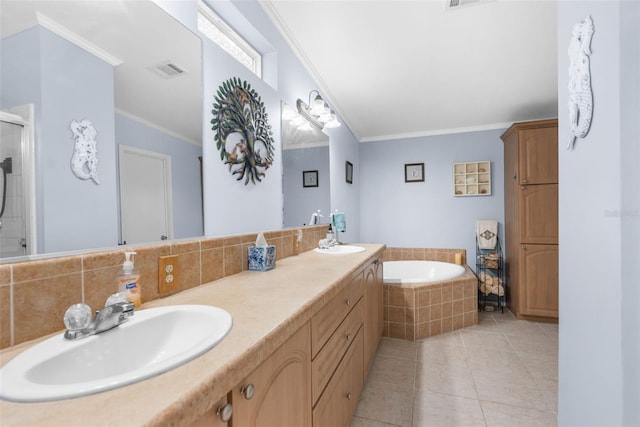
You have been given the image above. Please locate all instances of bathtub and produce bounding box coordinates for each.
[382,259,477,341]
[383,260,466,285]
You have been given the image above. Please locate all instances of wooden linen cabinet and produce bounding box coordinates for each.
[501,119,559,321]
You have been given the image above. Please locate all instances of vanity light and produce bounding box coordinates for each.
[296,90,341,130]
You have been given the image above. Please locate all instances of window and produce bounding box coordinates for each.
[198,1,262,77]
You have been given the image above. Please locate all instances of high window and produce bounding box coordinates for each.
[197,1,262,77]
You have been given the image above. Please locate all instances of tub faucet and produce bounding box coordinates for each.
[63,301,135,340]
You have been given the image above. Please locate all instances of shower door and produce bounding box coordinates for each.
[0,108,34,258]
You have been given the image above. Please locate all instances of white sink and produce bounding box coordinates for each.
[314,245,366,255]
[0,305,232,402]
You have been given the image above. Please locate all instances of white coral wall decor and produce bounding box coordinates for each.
[567,15,595,150]
[70,119,100,184]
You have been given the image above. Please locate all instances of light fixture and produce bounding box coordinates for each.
[296,90,341,130]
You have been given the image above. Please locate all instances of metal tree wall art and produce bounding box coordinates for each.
[212,77,275,185]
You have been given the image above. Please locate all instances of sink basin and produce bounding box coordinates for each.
[314,245,366,255]
[0,305,232,402]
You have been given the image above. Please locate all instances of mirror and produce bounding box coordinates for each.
[0,0,202,258]
[281,102,330,227]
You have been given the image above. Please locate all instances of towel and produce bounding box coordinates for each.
[477,220,498,250]
[331,212,346,233]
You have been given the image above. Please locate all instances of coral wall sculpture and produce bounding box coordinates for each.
[567,15,594,150]
[70,119,100,184]
[211,77,275,185]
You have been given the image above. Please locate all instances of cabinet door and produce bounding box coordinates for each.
[312,330,364,427]
[518,126,558,184]
[519,184,558,244]
[232,323,312,427]
[520,245,558,318]
[363,258,383,376]
[189,395,231,427]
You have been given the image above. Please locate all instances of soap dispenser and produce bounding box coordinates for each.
[118,251,141,308]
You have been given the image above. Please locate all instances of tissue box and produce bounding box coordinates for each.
[248,245,276,271]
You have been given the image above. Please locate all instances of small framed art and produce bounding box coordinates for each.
[345,161,353,184]
[303,170,318,188]
[404,163,425,183]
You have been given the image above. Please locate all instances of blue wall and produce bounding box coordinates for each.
[557,1,640,425]
[1,26,119,253]
[115,114,203,239]
[283,146,330,228]
[359,129,505,260]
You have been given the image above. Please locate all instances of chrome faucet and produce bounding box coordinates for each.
[308,209,323,225]
[63,301,135,340]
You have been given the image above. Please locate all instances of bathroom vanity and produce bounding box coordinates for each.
[0,244,384,427]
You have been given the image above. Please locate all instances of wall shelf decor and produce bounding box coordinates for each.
[211,77,275,185]
[453,161,491,196]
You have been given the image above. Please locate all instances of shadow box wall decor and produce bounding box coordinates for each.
[453,161,491,196]
[345,161,353,184]
[404,163,425,183]
[303,170,318,188]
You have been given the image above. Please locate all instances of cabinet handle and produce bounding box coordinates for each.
[344,298,351,306]
[346,392,353,400]
[522,179,528,184]
[521,245,527,250]
[217,403,233,423]
[240,384,255,400]
[345,333,352,341]
[520,185,527,190]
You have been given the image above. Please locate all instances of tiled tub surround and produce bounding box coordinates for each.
[0,225,329,349]
[382,248,478,341]
[0,242,385,426]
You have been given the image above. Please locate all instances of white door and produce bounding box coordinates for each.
[119,145,173,245]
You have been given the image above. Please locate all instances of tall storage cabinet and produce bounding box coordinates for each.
[501,119,559,320]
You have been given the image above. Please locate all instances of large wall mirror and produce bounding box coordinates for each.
[0,0,202,259]
[281,102,330,227]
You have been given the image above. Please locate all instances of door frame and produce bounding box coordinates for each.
[0,105,36,256]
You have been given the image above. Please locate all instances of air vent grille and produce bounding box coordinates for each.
[152,61,187,79]
[447,0,482,10]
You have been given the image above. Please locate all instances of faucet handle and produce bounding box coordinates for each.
[105,292,128,307]
[63,303,92,331]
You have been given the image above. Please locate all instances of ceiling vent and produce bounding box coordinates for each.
[152,61,187,79]
[446,0,483,10]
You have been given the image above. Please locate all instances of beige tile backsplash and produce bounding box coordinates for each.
[0,226,328,349]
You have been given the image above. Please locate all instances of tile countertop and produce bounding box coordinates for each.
[0,243,385,427]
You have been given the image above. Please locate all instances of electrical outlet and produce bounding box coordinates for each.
[158,255,179,295]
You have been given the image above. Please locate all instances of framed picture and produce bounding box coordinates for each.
[405,163,425,183]
[303,170,318,188]
[345,161,353,184]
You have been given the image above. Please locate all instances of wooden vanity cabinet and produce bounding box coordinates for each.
[502,119,559,320]
[193,255,383,427]
[190,395,231,427]
[363,258,383,376]
[231,323,312,427]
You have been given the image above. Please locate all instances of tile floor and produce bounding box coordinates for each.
[351,309,558,427]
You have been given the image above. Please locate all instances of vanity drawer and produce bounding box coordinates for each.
[312,300,363,404]
[311,272,364,357]
[312,329,364,427]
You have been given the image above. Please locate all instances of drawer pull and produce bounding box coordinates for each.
[217,403,233,422]
[346,392,353,400]
[344,299,351,306]
[240,384,255,400]
[345,333,352,341]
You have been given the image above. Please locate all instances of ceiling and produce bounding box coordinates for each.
[0,0,201,145]
[261,0,558,142]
